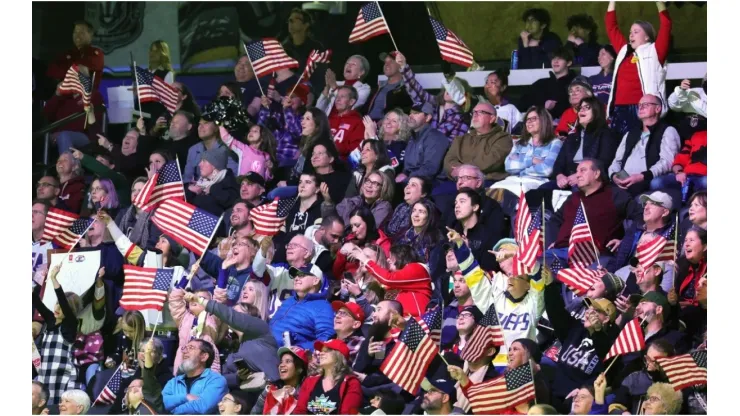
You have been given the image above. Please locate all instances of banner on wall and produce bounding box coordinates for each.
[85,2,146,55]
[178,4,242,71]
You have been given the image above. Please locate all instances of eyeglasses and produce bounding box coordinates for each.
[364,179,383,188]
[90,187,104,193]
[335,310,354,319]
[472,110,494,117]
[32,210,46,216]
[456,175,477,183]
[183,345,202,352]
[287,243,309,251]
[525,116,539,124]
[37,182,57,188]
[457,312,474,320]
[220,396,235,404]
[638,102,660,109]
[577,104,592,112]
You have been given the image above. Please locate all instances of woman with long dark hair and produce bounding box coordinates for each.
[346,139,394,197]
[545,96,618,191]
[384,175,433,240]
[588,45,617,106]
[333,206,391,279]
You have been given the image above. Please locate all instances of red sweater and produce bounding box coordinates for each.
[605,10,672,105]
[332,232,392,280]
[556,108,578,137]
[672,130,707,176]
[293,375,362,415]
[329,110,364,161]
[366,261,432,317]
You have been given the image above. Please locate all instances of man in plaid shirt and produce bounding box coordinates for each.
[395,52,470,142]
[331,301,367,366]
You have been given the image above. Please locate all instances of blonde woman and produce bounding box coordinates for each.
[148,40,174,84]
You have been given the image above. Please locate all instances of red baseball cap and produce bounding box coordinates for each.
[331,301,365,322]
[314,339,351,361]
[277,346,309,366]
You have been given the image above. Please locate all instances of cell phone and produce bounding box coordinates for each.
[233,358,249,370]
[343,272,356,284]
[615,170,630,180]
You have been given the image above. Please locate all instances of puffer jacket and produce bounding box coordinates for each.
[269,292,336,351]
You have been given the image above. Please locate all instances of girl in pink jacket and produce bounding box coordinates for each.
[220,126,275,181]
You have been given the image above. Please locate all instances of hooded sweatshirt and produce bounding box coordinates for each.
[329,109,365,161]
[58,175,86,214]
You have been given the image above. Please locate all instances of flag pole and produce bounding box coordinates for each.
[176,155,186,202]
[131,54,143,120]
[288,55,312,100]
[672,212,679,289]
[242,42,266,96]
[579,200,601,267]
[437,351,450,366]
[84,72,96,130]
[149,310,162,343]
[529,359,538,404]
[67,218,97,253]
[541,197,546,257]
[186,214,225,287]
[375,1,399,51]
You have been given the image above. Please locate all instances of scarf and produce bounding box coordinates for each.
[126,208,154,249]
[195,169,227,192]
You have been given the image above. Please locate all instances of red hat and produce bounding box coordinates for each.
[314,339,351,361]
[331,300,366,322]
[291,83,310,106]
[277,346,310,366]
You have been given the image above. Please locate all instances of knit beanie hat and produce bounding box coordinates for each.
[443,78,467,106]
[201,146,228,171]
[163,235,183,258]
[601,272,625,300]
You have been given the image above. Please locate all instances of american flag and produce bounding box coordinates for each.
[119,265,173,311]
[134,66,179,114]
[515,206,543,276]
[656,351,707,391]
[418,307,442,345]
[300,49,333,83]
[40,208,79,243]
[380,316,437,394]
[636,223,677,268]
[58,64,93,105]
[461,303,505,363]
[245,38,299,79]
[556,267,602,297]
[569,204,598,267]
[132,160,185,212]
[250,197,297,236]
[348,3,390,44]
[94,366,122,405]
[53,217,94,250]
[466,362,536,414]
[151,199,221,256]
[604,318,645,361]
[428,16,474,68]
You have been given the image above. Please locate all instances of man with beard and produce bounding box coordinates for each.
[420,378,458,415]
[305,215,344,272]
[352,300,405,393]
[158,110,199,165]
[399,102,450,183]
[608,339,675,415]
[222,199,254,241]
[162,339,228,415]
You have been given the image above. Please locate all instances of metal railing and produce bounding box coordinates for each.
[34,104,107,165]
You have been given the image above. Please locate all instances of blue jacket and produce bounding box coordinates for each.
[269,292,336,351]
[182,141,240,183]
[199,250,261,307]
[162,368,228,415]
[403,124,450,181]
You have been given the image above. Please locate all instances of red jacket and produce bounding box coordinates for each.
[293,374,362,415]
[672,130,707,176]
[366,261,432,317]
[43,92,104,137]
[332,231,392,280]
[329,110,364,161]
[556,107,578,137]
[59,176,86,214]
[46,45,104,89]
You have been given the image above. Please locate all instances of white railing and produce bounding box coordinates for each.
[378,62,707,88]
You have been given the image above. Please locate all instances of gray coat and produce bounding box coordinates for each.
[183,141,240,182]
[403,124,450,181]
[205,301,281,389]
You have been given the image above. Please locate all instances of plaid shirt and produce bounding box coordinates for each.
[402,65,470,142]
[504,138,563,178]
[258,106,303,165]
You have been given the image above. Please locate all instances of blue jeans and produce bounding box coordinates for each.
[650,173,707,202]
[609,104,641,138]
[267,185,298,200]
[86,363,100,384]
[56,131,90,154]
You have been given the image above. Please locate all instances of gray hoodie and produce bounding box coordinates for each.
[205,301,280,389]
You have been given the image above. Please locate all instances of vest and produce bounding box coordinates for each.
[620,121,669,181]
[608,42,667,117]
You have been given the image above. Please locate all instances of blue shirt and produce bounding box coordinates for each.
[589,72,613,106]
